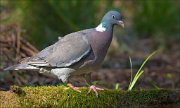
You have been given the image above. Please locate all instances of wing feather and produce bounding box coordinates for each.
[26,32,91,68]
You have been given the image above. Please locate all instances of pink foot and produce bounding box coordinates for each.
[87,85,104,97]
[67,84,81,92]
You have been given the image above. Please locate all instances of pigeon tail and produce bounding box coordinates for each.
[4,64,39,71]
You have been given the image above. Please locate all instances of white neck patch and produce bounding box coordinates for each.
[95,23,106,32]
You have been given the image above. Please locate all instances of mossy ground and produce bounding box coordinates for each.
[0,86,180,108]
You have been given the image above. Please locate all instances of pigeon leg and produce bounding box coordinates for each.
[67,83,81,92]
[87,85,104,97]
[84,74,104,97]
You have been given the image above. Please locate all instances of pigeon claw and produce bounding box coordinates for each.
[67,83,81,92]
[87,85,104,97]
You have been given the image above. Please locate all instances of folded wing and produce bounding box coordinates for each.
[25,33,91,68]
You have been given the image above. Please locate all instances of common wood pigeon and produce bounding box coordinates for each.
[5,10,124,96]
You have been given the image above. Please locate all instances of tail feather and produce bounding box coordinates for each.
[4,64,39,71]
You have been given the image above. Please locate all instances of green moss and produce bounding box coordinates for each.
[0,86,180,107]
[0,91,19,107]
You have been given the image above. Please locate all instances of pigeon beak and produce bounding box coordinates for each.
[118,21,124,28]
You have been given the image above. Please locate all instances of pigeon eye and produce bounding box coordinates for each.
[112,15,115,19]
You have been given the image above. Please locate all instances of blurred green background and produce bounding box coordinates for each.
[1,0,179,49]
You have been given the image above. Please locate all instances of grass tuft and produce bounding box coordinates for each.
[128,51,157,91]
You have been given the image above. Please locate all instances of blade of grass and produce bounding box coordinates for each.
[115,83,120,90]
[128,70,144,91]
[128,56,133,89]
[134,51,157,79]
[128,51,157,91]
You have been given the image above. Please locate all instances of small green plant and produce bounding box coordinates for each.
[150,82,161,90]
[115,83,121,90]
[128,51,157,91]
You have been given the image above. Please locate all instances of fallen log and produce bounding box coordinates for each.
[0,86,180,107]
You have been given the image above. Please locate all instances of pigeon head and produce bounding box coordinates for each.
[96,10,124,32]
[102,10,124,28]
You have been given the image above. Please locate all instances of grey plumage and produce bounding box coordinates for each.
[5,10,124,85]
